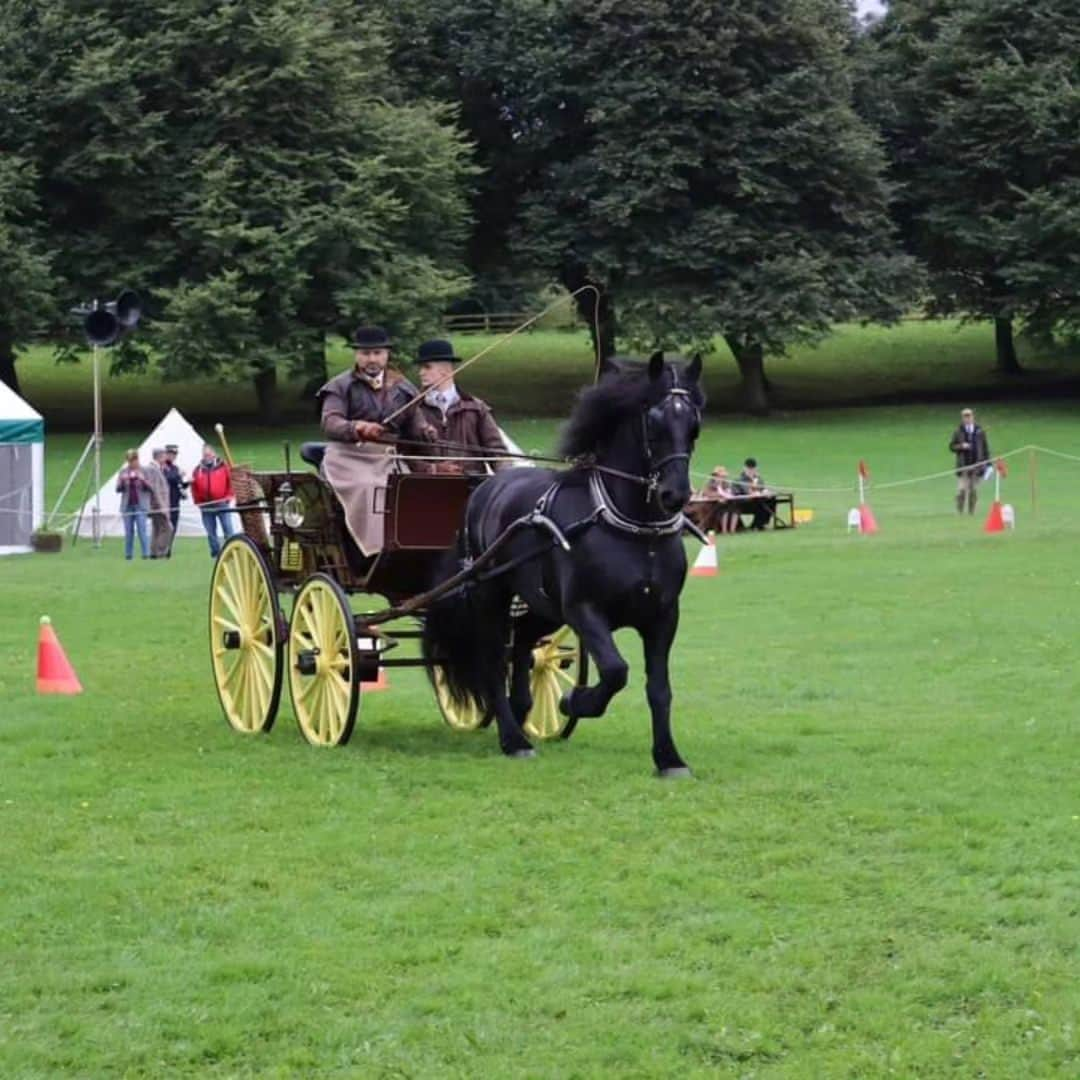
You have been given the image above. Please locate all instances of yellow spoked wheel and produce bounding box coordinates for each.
[523,626,587,741]
[433,666,490,732]
[209,535,284,734]
[288,574,360,747]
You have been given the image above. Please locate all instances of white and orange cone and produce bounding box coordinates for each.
[690,532,719,577]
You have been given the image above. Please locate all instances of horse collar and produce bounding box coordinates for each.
[588,470,686,537]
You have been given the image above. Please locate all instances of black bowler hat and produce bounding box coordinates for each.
[352,325,392,349]
[415,338,460,365]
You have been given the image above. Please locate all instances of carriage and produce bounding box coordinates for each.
[208,445,586,748]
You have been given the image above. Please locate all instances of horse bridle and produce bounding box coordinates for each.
[583,385,705,539]
[589,386,698,494]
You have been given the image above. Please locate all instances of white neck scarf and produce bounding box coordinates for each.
[425,382,460,416]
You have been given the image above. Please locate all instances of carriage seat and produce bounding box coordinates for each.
[300,442,326,469]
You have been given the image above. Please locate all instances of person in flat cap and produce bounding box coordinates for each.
[412,339,509,475]
[316,325,436,556]
[162,444,188,553]
[145,448,174,558]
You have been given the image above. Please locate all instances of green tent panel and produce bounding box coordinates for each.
[0,416,44,444]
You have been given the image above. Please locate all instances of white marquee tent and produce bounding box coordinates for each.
[74,408,209,538]
[0,381,45,555]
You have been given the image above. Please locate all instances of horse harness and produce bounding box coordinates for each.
[459,384,707,596]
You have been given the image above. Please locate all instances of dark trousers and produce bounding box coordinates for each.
[168,504,180,553]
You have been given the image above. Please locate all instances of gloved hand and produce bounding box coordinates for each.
[354,421,385,442]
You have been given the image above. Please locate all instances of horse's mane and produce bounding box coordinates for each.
[558,357,704,458]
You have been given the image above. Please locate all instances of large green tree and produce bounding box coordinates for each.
[383,0,916,411]
[0,3,56,395]
[871,0,1080,371]
[2,0,472,418]
[0,158,54,396]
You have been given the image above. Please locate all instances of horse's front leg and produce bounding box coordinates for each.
[559,603,629,720]
[641,607,690,778]
[487,605,535,759]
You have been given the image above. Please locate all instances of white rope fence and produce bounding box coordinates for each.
[12,442,1078,531]
[689,444,1071,495]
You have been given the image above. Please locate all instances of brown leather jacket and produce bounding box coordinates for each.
[317,367,427,443]
[415,392,508,474]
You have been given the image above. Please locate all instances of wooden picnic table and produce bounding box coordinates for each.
[687,492,796,532]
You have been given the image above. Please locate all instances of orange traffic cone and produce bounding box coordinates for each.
[690,533,719,577]
[984,500,1005,533]
[36,616,83,695]
[365,664,389,692]
[858,504,878,535]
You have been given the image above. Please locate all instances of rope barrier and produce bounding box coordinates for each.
[20,442,1080,532]
[688,444,1056,495]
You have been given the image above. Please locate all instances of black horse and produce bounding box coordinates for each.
[422,352,704,775]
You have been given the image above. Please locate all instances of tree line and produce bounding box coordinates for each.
[0,0,1076,415]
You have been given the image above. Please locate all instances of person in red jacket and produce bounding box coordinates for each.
[190,443,238,557]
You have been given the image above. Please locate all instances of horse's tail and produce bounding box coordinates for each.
[421,544,502,715]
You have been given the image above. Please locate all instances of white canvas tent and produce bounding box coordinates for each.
[0,381,45,554]
[73,408,209,538]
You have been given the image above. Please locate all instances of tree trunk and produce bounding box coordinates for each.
[994,317,1022,374]
[253,366,280,423]
[725,336,770,415]
[0,330,19,396]
[560,259,616,365]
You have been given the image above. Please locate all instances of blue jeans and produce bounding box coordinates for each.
[201,502,239,557]
[123,507,150,559]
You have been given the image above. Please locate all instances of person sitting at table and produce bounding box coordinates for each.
[689,465,739,534]
[734,457,776,531]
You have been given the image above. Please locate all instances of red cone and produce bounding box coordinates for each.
[984,500,1005,533]
[36,616,83,695]
[858,504,878,535]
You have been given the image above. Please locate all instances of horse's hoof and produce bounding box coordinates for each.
[508,748,536,759]
[656,766,693,780]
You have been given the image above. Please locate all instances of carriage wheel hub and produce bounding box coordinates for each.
[296,649,319,676]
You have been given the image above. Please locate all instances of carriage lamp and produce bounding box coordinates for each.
[282,495,305,528]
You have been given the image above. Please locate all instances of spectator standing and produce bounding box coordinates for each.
[948,407,990,514]
[144,448,174,558]
[161,443,188,552]
[115,449,152,560]
[191,443,238,557]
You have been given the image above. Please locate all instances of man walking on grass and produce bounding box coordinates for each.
[949,407,990,514]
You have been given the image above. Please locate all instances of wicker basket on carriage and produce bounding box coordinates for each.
[230,464,271,549]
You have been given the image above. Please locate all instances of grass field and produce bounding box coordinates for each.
[3,407,1079,1076]
[14,319,1080,430]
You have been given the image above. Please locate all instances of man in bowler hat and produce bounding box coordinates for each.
[413,339,508,474]
[316,326,435,555]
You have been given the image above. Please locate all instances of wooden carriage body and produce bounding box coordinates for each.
[234,467,474,603]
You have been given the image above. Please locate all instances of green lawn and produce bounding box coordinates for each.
[2,406,1078,1075]
[14,319,1080,430]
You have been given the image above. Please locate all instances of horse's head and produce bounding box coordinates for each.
[642,351,704,514]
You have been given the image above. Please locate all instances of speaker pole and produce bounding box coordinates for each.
[92,343,102,548]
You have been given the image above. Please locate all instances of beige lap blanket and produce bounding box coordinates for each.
[322,441,400,556]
